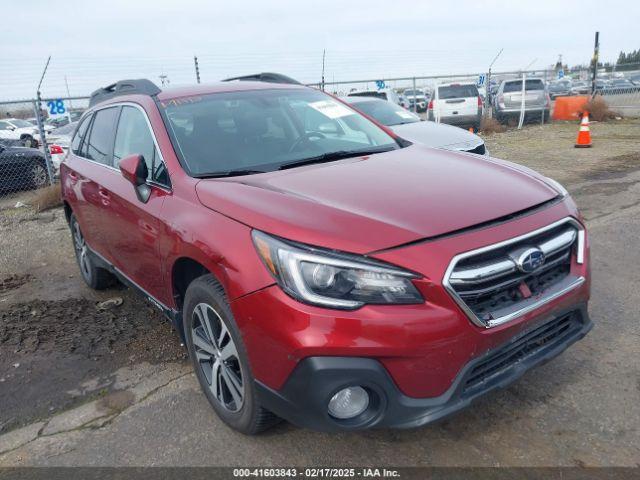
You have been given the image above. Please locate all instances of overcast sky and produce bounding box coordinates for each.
[1,0,638,100]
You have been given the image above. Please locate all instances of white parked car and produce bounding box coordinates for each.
[427,83,483,131]
[0,118,42,146]
[47,122,77,173]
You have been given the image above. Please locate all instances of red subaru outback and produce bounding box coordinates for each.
[61,78,591,434]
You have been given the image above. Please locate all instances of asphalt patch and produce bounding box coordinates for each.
[0,297,186,433]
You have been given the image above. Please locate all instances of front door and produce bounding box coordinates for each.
[101,104,171,303]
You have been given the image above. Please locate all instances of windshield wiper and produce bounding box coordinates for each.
[193,169,268,179]
[278,147,394,171]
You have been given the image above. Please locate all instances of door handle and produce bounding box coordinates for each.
[98,189,110,199]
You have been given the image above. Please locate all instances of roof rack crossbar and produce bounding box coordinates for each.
[89,79,162,107]
[222,72,301,85]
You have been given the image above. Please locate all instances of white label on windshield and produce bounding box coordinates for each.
[397,111,416,119]
[309,100,354,119]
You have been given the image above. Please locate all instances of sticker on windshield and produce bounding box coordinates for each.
[309,100,354,119]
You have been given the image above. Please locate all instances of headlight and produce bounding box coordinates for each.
[252,231,424,309]
[545,177,569,197]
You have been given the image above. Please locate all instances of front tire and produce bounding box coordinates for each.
[183,274,279,434]
[70,214,115,290]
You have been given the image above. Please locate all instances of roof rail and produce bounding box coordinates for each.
[89,79,162,107]
[222,72,301,85]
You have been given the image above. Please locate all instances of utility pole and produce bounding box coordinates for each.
[321,49,326,91]
[591,31,599,95]
[35,56,54,186]
[159,74,169,87]
[194,55,201,84]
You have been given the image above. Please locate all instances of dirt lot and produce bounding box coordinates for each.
[0,118,639,466]
[0,205,185,433]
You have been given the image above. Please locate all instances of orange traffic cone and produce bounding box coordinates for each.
[575,112,592,148]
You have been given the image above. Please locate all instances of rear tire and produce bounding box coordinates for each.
[69,214,115,290]
[183,274,280,434]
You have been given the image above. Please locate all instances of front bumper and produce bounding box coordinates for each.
[428,113,481,127]
[255,304,592,431]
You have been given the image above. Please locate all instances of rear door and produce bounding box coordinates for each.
[64,107,119,258]
[436,84,479,116]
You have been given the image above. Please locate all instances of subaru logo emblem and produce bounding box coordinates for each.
[516,248,545,273]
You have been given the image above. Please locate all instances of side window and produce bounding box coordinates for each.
[0,121,11,130]
[84,107,118,165]
[71,115,92,155]
[113,106,168,185]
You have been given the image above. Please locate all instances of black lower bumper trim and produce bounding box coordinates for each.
[255,304,592,432]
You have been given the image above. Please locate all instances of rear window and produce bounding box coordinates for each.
[503,79,545,93]
[437,85,478,99]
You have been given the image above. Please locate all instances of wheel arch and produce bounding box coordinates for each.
[63,200,73,224]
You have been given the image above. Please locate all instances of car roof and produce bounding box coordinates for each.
[157,81,306,102]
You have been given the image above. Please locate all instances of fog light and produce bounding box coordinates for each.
[328,386,369,419]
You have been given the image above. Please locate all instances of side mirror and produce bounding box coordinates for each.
[7,125,15,131]
[119,154,151,203]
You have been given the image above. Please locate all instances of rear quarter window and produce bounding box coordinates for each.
[71,115,92,155]
[83,107,119,165]
[438,85,478,99]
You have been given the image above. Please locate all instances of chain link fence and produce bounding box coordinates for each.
[315,67,640,128]
[1,67,638,203]
[0,97,89,202]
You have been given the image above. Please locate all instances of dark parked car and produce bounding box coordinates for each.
[0,141,50,191]
[548,81,573,99]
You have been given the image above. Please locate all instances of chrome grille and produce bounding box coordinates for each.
[444,218,585,328]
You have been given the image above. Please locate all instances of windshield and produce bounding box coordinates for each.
[403,90,424,97]
[161,88,399,176]
[349,99,420,126]
[10,119,33,128]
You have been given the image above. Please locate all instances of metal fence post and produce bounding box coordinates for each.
[517,73,526,129]
[412,77,417,113]
[33,96,55,185]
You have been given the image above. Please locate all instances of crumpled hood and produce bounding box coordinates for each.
[195,144,558,254]
[391,121,484,151]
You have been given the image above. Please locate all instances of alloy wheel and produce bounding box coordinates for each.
[32,164,48,188]
[72,221,91,281]
[191,303,244,412]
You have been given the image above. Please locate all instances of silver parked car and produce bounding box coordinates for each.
[493,78,550,124]
[343,96,487,155]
